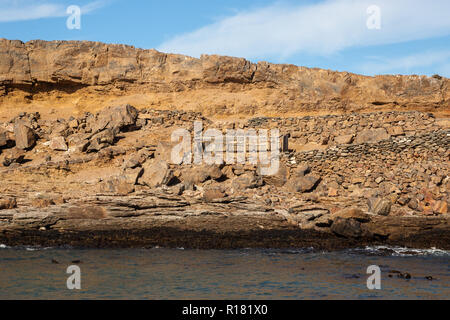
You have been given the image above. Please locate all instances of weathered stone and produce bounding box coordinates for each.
[68,119,79,129]
[331,208,371,223]
[0,198,17,210]
[388,126,405,137]
[231,172,263,190]
[49,136,68,151]
[354,128,390,144]
[14,120,36,149]
[2,147,25,166]
[285,175,321,193]
[331,217,362,238]
[292,164,310,177]
[262,162,288,187]
[203,189,226,202]
[87,129,115,152]
[123,167,144,185]
[0,128,7,147]
[140,160,175,188]
[334,134,354,145]
[99,176,135,195]
[367,197,392,216]
[93,104,138,133]
[181,165,223,189]
[31,198,55,208]
[432,200,448,215]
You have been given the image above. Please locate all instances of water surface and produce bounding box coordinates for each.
[0,245,448,299]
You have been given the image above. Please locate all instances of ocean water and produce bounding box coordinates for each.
[0,245,448,300]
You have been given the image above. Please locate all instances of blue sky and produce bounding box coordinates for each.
[1,0,450,77]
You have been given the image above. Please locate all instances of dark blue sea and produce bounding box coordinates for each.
[0,245,448,299]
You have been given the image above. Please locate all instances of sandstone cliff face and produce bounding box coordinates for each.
[0,38,448,117]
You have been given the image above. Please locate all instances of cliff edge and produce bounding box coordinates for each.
[0,39,448,118]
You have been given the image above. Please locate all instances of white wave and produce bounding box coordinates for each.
[364,245,450,256]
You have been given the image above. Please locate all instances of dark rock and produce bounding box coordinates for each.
[331,217,362,238]
[87,128,115,152]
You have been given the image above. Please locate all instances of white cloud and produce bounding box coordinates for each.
[0,0,107,22]
[359,50,450,77]
[158,0,450,59]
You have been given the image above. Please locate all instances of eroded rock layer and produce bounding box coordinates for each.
[0,104,449,249]
[0,39,449,118]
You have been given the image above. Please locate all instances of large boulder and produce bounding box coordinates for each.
[354,128,390,144]
[14,120,36,149]
[262,162,288,187]
[334,134,354,145]
[285,175,321,193]
[92,104,138,133]
[139,160,175,188]
[99,176,135,195]
[231,171,263,190]
[181,165,223,189]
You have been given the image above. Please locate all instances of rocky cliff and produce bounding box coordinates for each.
[0,39,448,118]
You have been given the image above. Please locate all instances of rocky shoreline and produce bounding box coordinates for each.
[1,103,449,250]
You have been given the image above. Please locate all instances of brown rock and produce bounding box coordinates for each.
[93,104,138,133]
[331,217,362,238]
[2,147,25,166]
[49,136,68,151]
[87,129,115,152]
[262,162,288,187]
[334,134,354,145]
[354,128,390,144]
[0,198,17,210]
[203,189,226,202]
[181,165,223,189]
[387,126,405,136]
[331,208,371,223]
[99,176,135,195]
[14,120,36,149]
[140,160,174,188]
[0,39,448,116]
[31,198,55,208]
[0,128,7,147]
[231,171,263,190]
[292,164,311,177]
[432,200,448,215]
[285,175,321,193]
[367,197,392,216]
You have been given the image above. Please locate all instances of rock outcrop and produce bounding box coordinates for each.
[0,39,448,117]
[0,39,448,250]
